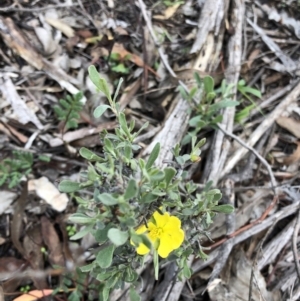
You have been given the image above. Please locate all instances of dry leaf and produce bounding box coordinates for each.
[247,49,261,69]
[282,141,300,165]
[276,116,300,139]
[0,257,26,292]
[4,123,28,143]
[154,3,181,20]
[41,216,64,266]
[28,177,69,212]
[49,122,116,147]
[45,18,74,38]
[23,225,47,289]
[34,27,57,55]
[112,43,158,77]
[13,290,53,301]
[0,191,17,214]
[0,76,43,130]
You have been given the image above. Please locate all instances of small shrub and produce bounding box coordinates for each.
[59,66,234,300]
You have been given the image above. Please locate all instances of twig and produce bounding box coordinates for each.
[222,78,300,177]
[193,201,299,273]
[217,124,278,195]
[292,202,300,281]
[137,0,193,98]
[0,3,79,12]
[252,271,267,301]
[248,216,279,301]
[208,195,278,250]
[76,0,99,32]
[202,0,244,184]
[207,179,235,285]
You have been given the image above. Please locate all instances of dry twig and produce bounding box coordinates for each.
[292,203,300,281]
[217,124,278,194]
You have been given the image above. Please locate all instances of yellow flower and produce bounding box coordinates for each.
[134,211,184,258]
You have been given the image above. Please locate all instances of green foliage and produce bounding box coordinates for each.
[54,92,83,130]
[60,66,234,298]
[180,74,238,144]
[0,151,33,188]
[52,268,86,301]
[163,0,185,7]
[181,74,262,144]
[234,79,262,124]
[20,285,30,293]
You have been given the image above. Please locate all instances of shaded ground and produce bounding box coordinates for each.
[1,0,300,300]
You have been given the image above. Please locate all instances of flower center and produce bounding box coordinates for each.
[149,227,163,240]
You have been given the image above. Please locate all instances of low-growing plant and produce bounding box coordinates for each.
[0,150,33,188]
[54,92,84,130]
[180,74,262,143]
[234,79,262,124]
[180,74,239,144]
[59,66,234,300]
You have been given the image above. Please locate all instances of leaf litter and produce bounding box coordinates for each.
[0,0,300,300]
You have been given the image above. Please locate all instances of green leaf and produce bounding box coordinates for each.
[80,147,103,161]
[68,290,81,301]
[131,232,152,251]
[194,72,202,87]
[80,263,93,272]
[195,138,206,149]
[238,84,261,98]
[182,208,194,215]
[207,91,216,102]
[178,85,189,100]
[97,271,113,281]
[38,155,51,162]
[212,204,234,213]
[183,263,192,278]
[207,100,239,113]
[112,63,129,74]
[119,113,131,137]
[189,116,205,128]
[124,145,132,160]
[95,225,112,243]
[198,248,209,260]
[133,121,149,138]
[70,224,93,240]
[101,286,110,301]
[125,268,138,283]
[69,213,94,224]
[129,287,141,301]
[203,76,214,93]
[88,65,112,102]
[104,138,115,155]
[164,167,176,187]
[124,179,138,200]
[146,143,160,170]
[212,192,222,202]
[96,244,115,268]
[107,228,128,246]
[211,114,223,124]
[113,78,124,102]
[94,104,110,118]
[97,193,118,205]
[149,171,165,182]
[206,212,212,225]
[59,180,80,193]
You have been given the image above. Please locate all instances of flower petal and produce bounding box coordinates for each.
[153,211,169,228]
[163,215,182,232]
[170,228,184,249]
[157,233,174,258]
[136,243,150,255]
[136,224,147,235]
